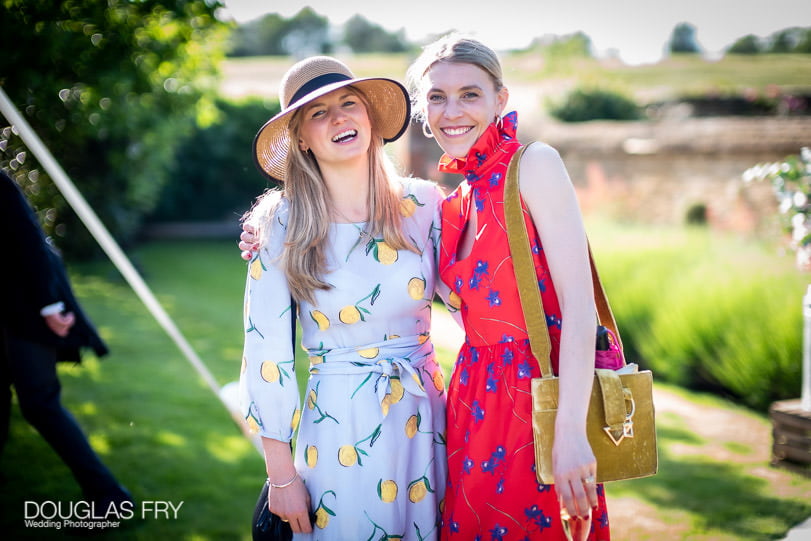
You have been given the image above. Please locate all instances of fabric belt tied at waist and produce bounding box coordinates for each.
[306,335,432,405]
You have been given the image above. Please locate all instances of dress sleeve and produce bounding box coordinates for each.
[428,183,464,327]
[238,201,300,442]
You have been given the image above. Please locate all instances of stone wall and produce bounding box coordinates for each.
[403,117,811,234]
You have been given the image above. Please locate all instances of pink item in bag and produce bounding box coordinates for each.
[595,326,624,370]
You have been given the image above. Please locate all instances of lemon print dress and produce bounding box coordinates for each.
[240,178,449,541]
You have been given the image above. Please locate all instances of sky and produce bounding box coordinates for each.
[217,0,811,64]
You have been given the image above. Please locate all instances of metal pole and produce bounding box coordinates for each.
[803,285,811,411]
[0,86,231,413]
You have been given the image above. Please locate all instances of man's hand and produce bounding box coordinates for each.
[44,311,76,337]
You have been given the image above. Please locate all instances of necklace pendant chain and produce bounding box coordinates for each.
[332,206,373,248]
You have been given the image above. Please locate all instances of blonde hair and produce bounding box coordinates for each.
[244,87,416,305]
[406,33,505,122]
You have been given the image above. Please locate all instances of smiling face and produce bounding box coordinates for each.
[422,62,508,159]
[295,87,373,170]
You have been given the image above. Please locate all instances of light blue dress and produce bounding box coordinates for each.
[240,178,448,540]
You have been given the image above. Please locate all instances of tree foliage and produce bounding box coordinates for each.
[668,22,701,54]
[530,31,593,58]
[766,27,811,53]
[725,26,811,56]
[0,0,228,257]
[227,7,329,57]
[343,15,407,53]
[228,12,288,56]
[727,34,762,55]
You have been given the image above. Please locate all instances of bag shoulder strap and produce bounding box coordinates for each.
[503,143,623,378]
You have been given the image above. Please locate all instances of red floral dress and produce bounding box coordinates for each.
[438,112,610,540]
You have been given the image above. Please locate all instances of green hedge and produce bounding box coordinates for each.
[590,222,805,411]
[548,87,641,122]
[148,97,281,222]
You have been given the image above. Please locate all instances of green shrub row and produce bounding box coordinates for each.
[148,97,281,223]
[590,222,805,411]
[548,87,642,122]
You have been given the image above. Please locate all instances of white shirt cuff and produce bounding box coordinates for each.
[40,302,65,316]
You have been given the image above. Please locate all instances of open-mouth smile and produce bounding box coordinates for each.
[441,126,473,137]
[332,129,358,143]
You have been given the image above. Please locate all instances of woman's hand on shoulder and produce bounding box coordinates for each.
[239,223,259,261]
[239,190,286,260]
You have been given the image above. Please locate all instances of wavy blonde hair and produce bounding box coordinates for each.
[244,87,417,305]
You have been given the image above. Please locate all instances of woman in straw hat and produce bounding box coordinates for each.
[239,56,450,539]
[403,34,610,540]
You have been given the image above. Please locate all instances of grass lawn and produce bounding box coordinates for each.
[1,241,261,540]
[1,238,810,539]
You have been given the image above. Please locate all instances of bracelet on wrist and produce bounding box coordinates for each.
[268,472,299,489]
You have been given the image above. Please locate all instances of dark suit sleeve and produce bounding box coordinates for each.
[0,171,108,360]
[1,172,62,317]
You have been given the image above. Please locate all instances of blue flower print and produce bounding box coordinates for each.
[473,187,485,211]
[449,516,460,533]
[504,111,518,132]
[531,238,541,254]
[454,276,463,293]
[489,523,508,540]
[474,260,490,276]
[524,505,553,530]
[495,477,505,494]
[470,348,480,364]
[469,273,483,291]
[471,400,485,423]
[536,482,553,494]
[460,367,469,386]
[546,313,562,330]
[481,445,506,475]
[500,348,514,364]
[485,362,499,392]
[596,508,609,528]
[475,151,488,168]
[488,171,502,187]
[481,458,496,474]
[486,289,501,307]
[465,171,480,183]
[517,359,533,379]
[463,457,475,474]
[537,277,547,293]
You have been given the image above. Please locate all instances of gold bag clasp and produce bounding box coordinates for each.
[604,391,635,446]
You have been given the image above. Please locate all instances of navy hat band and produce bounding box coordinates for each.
[288,73,353,107]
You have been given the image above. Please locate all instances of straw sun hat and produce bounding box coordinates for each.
[253,56,411,182]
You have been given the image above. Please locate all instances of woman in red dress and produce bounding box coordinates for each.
[406,35,611,540]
